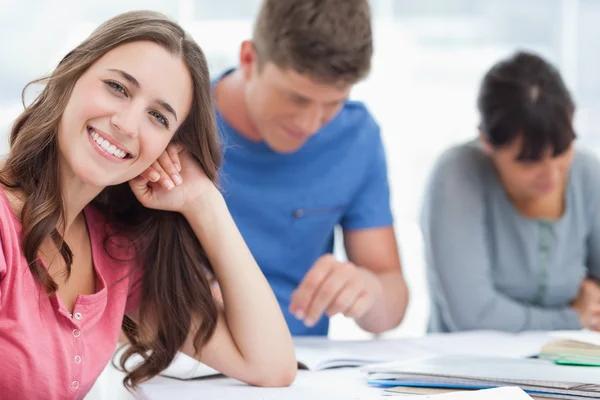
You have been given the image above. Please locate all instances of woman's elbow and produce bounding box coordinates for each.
[247,358,298,387]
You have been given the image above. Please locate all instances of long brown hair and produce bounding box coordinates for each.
[0,10,221,389]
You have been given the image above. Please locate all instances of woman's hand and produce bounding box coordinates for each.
[129,143,219,213]
[572,278,600,330]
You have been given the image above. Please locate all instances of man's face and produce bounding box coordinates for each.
[242,50,352,154]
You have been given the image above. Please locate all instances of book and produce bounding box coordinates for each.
[550,330,600,347]
[363,354,600,399]
[539,339,600,367]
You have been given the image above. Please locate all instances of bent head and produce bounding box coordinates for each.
[239,0,372,153]
[477,51,576,201]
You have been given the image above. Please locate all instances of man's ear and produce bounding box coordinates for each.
[239,40,258,81]
[479,129,493,156]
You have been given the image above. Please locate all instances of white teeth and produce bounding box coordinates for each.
[87,127,127,159]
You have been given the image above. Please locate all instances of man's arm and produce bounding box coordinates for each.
[287,226,407,334]
[344,226,408,333]
[288,117,407,333]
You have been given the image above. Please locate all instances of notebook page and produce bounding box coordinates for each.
[293,337,436,370]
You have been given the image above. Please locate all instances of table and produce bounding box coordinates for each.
[99,367,553,400]
[139,369,386,399]
[88,330,563,400]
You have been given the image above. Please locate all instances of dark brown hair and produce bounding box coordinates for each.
[252,0,373,86]
[478,50,576,161]
[0,10,220,389]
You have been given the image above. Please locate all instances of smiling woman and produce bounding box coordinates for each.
[56,40,193,187]
[0,10,296,400]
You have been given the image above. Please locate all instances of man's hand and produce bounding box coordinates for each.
[572,278,600,330]
[288,254,382,327]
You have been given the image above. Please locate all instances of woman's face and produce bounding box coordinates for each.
[484,134,574,201]
[57,40,193,187]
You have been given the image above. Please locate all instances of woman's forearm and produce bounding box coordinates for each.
[181,191,296,382]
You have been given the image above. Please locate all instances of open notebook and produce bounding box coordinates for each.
[292,337,435,370]
[364,354,600,400]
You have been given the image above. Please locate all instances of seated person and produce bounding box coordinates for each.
[421,50,600,333]
[213,0,409,335]
[0,11,296,399]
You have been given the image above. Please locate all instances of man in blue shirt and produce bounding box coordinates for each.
[213,0,409,335]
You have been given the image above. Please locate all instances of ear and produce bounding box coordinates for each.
[479,129,493,156]
[239,40,258,81]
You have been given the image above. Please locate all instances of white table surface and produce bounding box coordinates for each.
[139,368,388,400]
[86,330,561,400]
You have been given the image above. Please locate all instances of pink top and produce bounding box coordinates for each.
[0,188,142,399]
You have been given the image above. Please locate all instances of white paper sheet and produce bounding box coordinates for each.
[404,330,553,358]
[398,387,532,399]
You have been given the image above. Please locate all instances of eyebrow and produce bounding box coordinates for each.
[289,92,346,107]
[108,68,178,122]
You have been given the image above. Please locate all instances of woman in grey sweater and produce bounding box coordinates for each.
[421,51,600,333]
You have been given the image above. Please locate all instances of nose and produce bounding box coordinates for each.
[110,105,140,138]
[297,105,324,136]
[539,158,561,183]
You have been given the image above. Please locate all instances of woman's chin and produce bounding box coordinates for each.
[73,165,130,189]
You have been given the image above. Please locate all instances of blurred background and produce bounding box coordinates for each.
[2,0,599,340]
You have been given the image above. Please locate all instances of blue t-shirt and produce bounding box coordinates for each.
[215,70,394,335]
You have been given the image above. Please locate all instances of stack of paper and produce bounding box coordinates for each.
[364,355,600,399]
